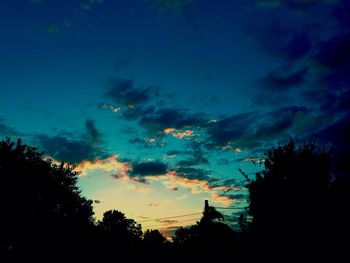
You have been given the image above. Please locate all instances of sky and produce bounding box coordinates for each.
[1,0,350,236]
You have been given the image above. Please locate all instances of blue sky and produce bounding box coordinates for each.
[1,0,349,235]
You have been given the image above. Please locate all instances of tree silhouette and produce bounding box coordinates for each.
[143,229,167,246]
[200,205,224,224]
[0,138,94,258]
[243,141,333,252]
[97,209,142,253]
[173,202,240,259]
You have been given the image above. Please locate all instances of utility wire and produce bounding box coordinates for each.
[143,218,201,229]
[137,212,202,223]
[156,223,197,231]
[213,206,246,210]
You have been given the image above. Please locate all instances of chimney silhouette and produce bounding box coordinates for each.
[204,200,209,214]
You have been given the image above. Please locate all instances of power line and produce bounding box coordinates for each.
[213,206,246,210]
[143,218,201,229]
[142,217,202,228]
[156,223,197,231]
[137,212,202,223]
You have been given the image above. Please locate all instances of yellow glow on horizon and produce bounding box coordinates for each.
[76,155,239,238]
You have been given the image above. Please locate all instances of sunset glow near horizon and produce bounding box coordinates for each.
[1,0,349,237]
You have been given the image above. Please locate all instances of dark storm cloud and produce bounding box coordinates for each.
[130,161,168,177]
[37,119,106,164]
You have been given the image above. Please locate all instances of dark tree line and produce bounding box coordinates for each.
[0,138,349,260]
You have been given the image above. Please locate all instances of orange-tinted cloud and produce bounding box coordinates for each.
[164,128,197,139]
[75,155,131,177]
[147,171,237,206]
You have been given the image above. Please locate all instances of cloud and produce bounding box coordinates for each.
[85,119,103,146]
[173,166,212,181]
[148,171,237,206]
[189,141,209,165]
[75,155,131,177]
[105,77,159,108]
[130,161,168,177]
[139,108,208,135]
[37,119,106,164]
[206,111,257,148]
[206,106,314,150]
[251,66,309,107]
[37,135,105,164]
[247,20,314,62]
[129,136,165,149]
[247,0,350,180]
[315,33,350,70]
[167,129,197,139]
[256,67,308,91]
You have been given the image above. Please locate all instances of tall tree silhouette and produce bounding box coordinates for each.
[0,138,94,258]
[243,141,333,251]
